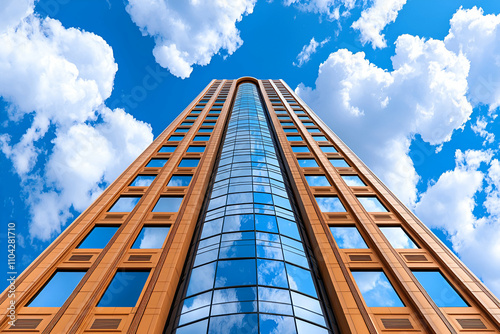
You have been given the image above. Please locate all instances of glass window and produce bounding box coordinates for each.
[329,158,350,167]
[215,259,257,287]
[319,146,337,153]
[342,175,365,186]
[412,271,468,307]
[255,214,278,233]
[292,146,309,153]
[330,226,368,249]
[257,259,288,288]
[297,159,318,168]
[146,158,168,168]
[307,128,321,133]
[315,196,346,212]
[132,226,170,249]
[302,122,314,126]
[278,116,290,120]
[296,319,327,334]
[379,227,418,249]
[198,128,213,133]
[179,158,200,167]
[130,175,156,187]
[284,128,298,133]
[27,271,86,307]
[285,263,317,297]
[152,196,183,212]
[168,175,193,187]
[357,196,388,212]
[223,214,254,232]
[351,271,404,307]
[78,226,118,249]
[202,121,215,126]
[305,175,331,187]
[181,122,193,126]
[282,122,294,127]
[175,128,189,133]
[208,314,257,334]
[187,146,205,153]
[187,262,216,296]
[194,135,210,141]
[159,146,176,153]
[97,271,150,307]
[169,135,184,141]
[260,315,296,334]
[108,196,141,212]
[206,116,218,120]
[287,136,302,141]
[186,116,197,120]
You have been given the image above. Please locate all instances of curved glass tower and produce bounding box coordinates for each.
[170,83,335,333]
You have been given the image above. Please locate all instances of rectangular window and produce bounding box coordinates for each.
[185,116,198,120]
[168,135,184,141]
[329,158,350,168]
[168,175,193,187]
[357,196,388,212]
[174,128,189,133]
[132,226,170,249]
[287,135,302,141]
[158,146,176,153]
[278,116,290,120]
[78,226,119,249]
[313,135,328,141]
[130,175,156,187]
[152,196,183,212]
[146,158,168,168]
[198,128,213,133]
[297,158,318,168]
[320,146,337,153]
[181,122,194,126]
[281,122,294,127]
[299,116,309,120]
[27,271,86,307]
[341,175,365,186]
[97,271,150,307]
[379,226,418,249]
[351,271,404,307]
[305,175,331,187]
[187,146,205,153]
[194,135,210,141]
[330,226,368,249]
[179,158,200,167]
[292,146,309,153]
[202,121,216,126]
[302,122,314,126]
[315,196,346,212]
[307,128,321,133]
[412,271,468,307]
[284,128,298,133]
[206,116,218,120]
[108,196,141,212]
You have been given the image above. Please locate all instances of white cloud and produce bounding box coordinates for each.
[415,150,500,297]
[294,37,330,67]
[283,0,356,21]
[352,0,407,49]
[0,11,153,240]
[471,117,495,145]
[296,35,471,206]
[0,0,34,33]
[125,0,256,79]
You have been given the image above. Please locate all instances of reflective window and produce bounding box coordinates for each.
[286,263,317,297]
[315,196,346,212]
[27,271,86,307]
[215,259,257,287]
[97,271,150,307]
[307,128,321,133]
[297,159,318,168]
[292,146,309,153]
[412,271,468,307]
[159,146,176,153]
[169,135,184,141]
[302,122,314,126]
[206,116,218,120]
[202,121,215,126]
[312,136,328,142]
[379,226,418,249]
[175,128,189,133]
[357,196,388,212]
[194,135,210,141]
[181,122,194,126]
[284,128,298,133]
[152,196,183,212]
[130,175,156,187]
[287,135,302,141]
[132,226,170,249]
[78,226,118,249]
[186,116,197,120]
[282,122,294,126]
[146,158,168,168]
[168,175,193,187]
[329,158,350,167]
[299,116,309,120]
[330,226,368,248]
[320,146,337,153]
[260,315,296,334]
[108,196,141,212]
[179,158,200,168]
[305,175,331,187]
[187,146,205,153]
[351,271,404,307]
[342,175,365,186]
[198,128,213,133]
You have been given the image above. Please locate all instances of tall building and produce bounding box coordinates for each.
[1,78,499,334]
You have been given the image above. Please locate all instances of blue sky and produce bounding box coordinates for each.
[2,0,500,297]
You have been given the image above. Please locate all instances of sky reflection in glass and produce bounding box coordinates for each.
[351,271,404,307]
[330,226,368,249]
[379,226,418,249]
[413,271,468,307]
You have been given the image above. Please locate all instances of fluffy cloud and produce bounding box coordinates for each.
[415,150,500,296]
[294,37,330,67]
[283,0,356,21]
[352,0,407,49]
[471,117,495,145]
[296,35,471,206]
[0,0,34,33]
[0,12,153,240]
[125,0,256,79]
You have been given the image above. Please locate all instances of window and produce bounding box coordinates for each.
[175,128,189,133]
[320,146,337,153]
[187,146,205,153]
[284,128,298,133]
[179,158,200,167]
[27,271,86,307]
[132,226,170,249]
[198,128,213,133]
[297,158,318,168]
[305,175,331,187]
[287,135,302,141]
[152,196,183,212]
[315,196,346,212]
[146,158,168,168]
[206,116,218,120]
[202,121,216,126]
[159,146,176,153]
[97,271,150,307]
[412,271,468,307]
[130,175,156,187]
[186,116,197,120]
[278,116,290,120]
[194,135,210,141]
[330,226,368,249]
[292,146,309,153]
[282,122,294,127]
[168,135,184,141]
[285,263,317,297]
[181,122,193,126]
[351,271,404,307]
[302,122,314,126]
[108,196,141,212]
[299,116,309,120]
[329,158,350,168]
[379,226,418,249]
[307,128,321,133]
[168,175,193,187]
[357,196,388,212]
[78,226,119,249]
[342,175,365,186]
[215,259,257,287]
[294,109,305,114]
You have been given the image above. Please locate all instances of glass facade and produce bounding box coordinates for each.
[171,83,334,333]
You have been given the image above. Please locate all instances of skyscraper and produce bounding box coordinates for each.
[1,78,499,333]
